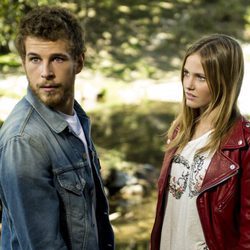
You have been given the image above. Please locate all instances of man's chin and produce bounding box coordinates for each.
[37,94,61,108]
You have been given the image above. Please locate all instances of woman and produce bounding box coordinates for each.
[151,34,250,250]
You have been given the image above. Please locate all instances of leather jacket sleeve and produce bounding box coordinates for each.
[237,127,250,249]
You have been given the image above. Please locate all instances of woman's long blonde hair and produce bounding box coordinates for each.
[166,34,244,154]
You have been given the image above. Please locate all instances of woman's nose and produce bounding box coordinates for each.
[184,76,195,90]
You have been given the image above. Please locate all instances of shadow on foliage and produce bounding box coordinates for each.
[82,0,250,79]
[1,0,250,79]
[89,101,179,168]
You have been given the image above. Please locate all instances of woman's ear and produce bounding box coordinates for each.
[75,53,85,74]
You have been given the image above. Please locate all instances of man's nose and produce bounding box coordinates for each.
[41,62,54,79]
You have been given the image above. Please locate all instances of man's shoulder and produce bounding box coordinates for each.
[0,97,44,144]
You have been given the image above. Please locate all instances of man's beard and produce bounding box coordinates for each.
[29,82,74,110]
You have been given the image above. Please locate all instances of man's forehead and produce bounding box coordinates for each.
[24,37,70,54]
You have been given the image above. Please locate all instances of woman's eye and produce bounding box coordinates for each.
[197,75,206,81]
[183,70,189,77]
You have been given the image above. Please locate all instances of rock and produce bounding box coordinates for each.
[120,184,144,198]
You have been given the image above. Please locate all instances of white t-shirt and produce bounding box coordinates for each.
[58,110,91,162]
[160,131,213,250]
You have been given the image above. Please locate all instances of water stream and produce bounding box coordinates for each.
[112,191,157,249]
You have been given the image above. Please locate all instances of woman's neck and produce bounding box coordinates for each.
[192,112,215,140]
[192,122,213,140]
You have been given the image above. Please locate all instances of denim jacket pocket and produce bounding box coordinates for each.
[57,169,86,196]
[55,163,90,249]
[55,162,89,218]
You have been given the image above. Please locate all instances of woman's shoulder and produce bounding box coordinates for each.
[238,115,250,129]
[241,116,250,142]
[166,122,179,144]
[233,115,250,145]
[220,116,250,148]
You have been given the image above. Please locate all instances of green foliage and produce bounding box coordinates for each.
[0,0,250,80]
[0,53,21,73]
[79,0,250,80]
[89,101,179,168]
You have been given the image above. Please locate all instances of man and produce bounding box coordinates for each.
[0,6,114,250]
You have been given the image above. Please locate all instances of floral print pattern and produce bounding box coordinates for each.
[169,154,206,199]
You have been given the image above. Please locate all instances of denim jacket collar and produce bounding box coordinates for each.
[25,87,89,134]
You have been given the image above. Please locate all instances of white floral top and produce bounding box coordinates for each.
[160,131,213,250]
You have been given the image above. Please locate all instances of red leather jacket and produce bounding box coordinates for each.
[151,116,250,250]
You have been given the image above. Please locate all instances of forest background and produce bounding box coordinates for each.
[0,0,250,249]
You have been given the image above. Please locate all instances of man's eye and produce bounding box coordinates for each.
[30,57,40,63]
[53,57,64,63]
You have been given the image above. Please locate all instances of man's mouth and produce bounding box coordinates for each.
[40,84,60,92]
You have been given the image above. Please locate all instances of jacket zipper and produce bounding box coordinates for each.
[198,169,238,196]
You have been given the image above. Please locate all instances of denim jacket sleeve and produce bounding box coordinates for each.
[0,132,68,250]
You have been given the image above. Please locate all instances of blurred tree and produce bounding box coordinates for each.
[0,0,249,79]
[0,0,56,53]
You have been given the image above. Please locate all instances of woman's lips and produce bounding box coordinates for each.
[185,92,196,100]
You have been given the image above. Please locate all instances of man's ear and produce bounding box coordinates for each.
[21,58,27,73]
[21,57,25,67]
[75,53,85,74]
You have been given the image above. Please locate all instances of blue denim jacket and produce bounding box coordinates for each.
[0,88,114,250]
